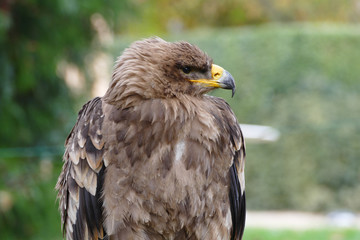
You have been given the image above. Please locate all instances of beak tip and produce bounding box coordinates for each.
[222,70,236,97]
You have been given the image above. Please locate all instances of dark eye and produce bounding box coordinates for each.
[181,66,191,74]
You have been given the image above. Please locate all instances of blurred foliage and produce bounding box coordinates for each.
[0,0,133,147]
[244,228,360,240]
[0,157,63,240]
[121,0,360,34]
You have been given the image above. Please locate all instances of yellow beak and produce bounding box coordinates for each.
[189,64,236,97]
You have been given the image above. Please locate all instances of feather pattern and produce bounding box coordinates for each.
[56,97,106,240]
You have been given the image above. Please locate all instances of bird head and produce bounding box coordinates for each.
[104,37,235,104]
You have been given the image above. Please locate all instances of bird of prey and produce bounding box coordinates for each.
[56,37,246,240]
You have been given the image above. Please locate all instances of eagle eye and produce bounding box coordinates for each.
[181,66,191,74]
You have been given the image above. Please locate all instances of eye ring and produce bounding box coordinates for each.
[181,66,191,74]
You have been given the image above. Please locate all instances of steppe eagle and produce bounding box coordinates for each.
[56,37,246,240]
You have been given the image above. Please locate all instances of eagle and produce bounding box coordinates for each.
[56,37,246,240]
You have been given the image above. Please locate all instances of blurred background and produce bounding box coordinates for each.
[1,0,360,239]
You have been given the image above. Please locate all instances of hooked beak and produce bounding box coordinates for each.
[189,64,236,97]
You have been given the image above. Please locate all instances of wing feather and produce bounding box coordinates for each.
[56,97,107,240]
[229,151,246,240]
[229,130,246,240]
[211,97,246,240]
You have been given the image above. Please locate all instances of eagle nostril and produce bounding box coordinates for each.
[213,72,221,79]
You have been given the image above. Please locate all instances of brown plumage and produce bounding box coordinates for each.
[56,37,246,240]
